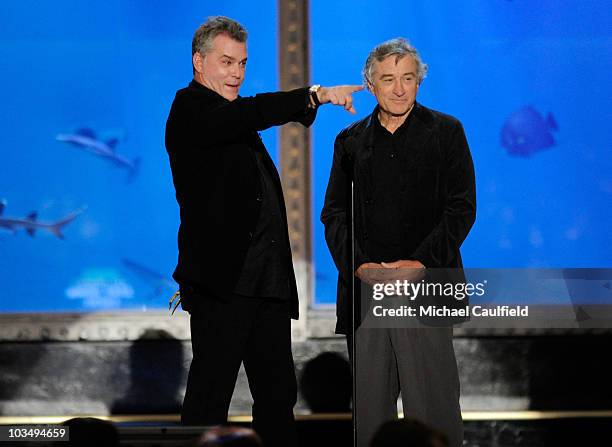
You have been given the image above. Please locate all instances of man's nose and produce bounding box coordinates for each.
[230,64,241,78]
[393,80,405,96]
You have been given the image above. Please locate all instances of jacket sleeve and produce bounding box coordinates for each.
[411,120,476,267]
[321,133,370,283]
[166,87,316,151]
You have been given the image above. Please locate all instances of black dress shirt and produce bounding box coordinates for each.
[368,111,415,262]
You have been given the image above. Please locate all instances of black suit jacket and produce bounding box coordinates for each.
[321,103,476,333]
[165,80,316,319]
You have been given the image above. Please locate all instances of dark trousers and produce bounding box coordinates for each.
[349,327,463,447]
[181,293,297,447]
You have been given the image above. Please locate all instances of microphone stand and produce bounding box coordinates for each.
[350,179,356,447]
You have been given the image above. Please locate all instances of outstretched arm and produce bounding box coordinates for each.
[167,85,364,150]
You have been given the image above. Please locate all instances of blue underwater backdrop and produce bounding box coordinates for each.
[0,0,610,311]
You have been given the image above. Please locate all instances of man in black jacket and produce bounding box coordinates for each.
[165,16,361,447]
[321,38,476,447]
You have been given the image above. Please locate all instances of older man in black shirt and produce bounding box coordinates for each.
[165,16,362,447]
[322,38,476,447]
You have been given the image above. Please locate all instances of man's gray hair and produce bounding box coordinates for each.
[192,16,248,56]
[363,38,428,85]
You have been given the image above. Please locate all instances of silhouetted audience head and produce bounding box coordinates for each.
[370,419,448,447]
[62,417,119,447]
[300,351,352,412]
[193,425,263,446]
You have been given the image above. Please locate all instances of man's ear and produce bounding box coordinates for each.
[192,52,204,74]
[366,80,374,93]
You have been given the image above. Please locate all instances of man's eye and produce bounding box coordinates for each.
[222,60,231,65]
[239,61,247,68]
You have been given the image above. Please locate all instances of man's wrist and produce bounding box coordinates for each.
[309,84,322,108]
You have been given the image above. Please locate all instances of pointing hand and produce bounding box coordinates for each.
[317,85,365,114]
